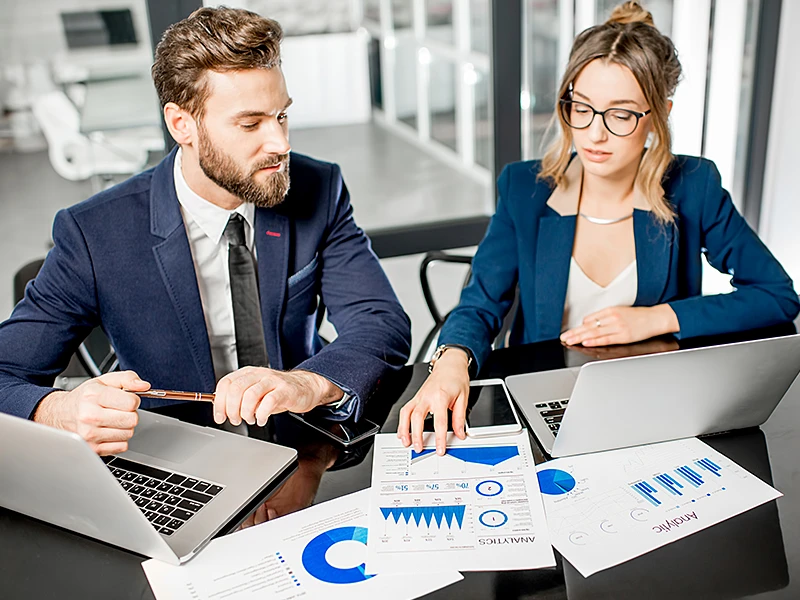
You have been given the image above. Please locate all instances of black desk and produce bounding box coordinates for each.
[2,326,799,600]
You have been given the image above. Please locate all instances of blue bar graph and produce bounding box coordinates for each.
[696,458,722,477]
[675,465,704,487]
[654,473,684,496]
[631,481,661,506]
[380,505,466,529]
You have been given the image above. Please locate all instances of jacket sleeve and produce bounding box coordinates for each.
[437,165,520,373]
[668,161,800,338]
[294,164,411,421]
[0,209,99,418]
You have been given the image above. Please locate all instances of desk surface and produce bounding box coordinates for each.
[2,327,799,600]
[79,75,162,134]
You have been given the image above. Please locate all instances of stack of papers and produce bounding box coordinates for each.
[143,432,782,599]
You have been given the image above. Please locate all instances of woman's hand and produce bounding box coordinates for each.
[397,349,471,455]
[560,305,679,347]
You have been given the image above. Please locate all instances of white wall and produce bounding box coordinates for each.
[759,0,800,284]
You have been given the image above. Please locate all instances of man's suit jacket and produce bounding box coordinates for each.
[439,155,800,371]
[0,150,411,420]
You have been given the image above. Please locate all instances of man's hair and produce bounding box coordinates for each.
[151,6,283,118]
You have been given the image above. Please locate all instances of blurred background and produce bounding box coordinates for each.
[0,0,797,362]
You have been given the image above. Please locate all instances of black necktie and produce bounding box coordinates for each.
[224,214,269,369]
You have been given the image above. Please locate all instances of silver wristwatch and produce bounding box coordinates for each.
[428,344,473,374]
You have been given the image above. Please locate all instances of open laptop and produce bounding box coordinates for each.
[505,334,800,458]
[0,409,297,564]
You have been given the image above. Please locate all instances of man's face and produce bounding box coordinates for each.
[196,68,292,208]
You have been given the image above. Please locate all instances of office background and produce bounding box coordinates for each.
[0,0,796,361]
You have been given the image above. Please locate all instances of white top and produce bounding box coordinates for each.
[173,149,256,382]
[562,257,638,332]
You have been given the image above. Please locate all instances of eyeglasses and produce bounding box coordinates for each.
[559,99,651,137]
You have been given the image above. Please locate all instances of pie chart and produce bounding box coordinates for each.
[537,469,576,495]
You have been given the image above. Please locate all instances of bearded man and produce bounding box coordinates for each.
[0,7,411,454]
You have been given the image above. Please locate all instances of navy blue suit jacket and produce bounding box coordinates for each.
[0,150,411,420]
[439,155,800,371]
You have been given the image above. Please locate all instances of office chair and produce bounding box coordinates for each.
[416,251,519,364]
[31,90,149,184]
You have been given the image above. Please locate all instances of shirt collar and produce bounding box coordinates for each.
[173,148,255,245]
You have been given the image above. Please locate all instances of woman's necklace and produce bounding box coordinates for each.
[578,212,634,225]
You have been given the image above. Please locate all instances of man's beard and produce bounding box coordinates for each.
[197,124,290,208]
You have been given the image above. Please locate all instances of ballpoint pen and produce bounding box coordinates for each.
[127,389,215,402]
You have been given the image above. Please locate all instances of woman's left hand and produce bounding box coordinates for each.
[560,305,679,347]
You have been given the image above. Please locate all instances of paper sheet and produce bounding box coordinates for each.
[366,431,556,573]
[142,489,462,600]
[537,437,782,577]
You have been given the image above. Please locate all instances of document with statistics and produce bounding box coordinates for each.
[366,431,556,573]
[537,437,782,577]
[142,489,461,600]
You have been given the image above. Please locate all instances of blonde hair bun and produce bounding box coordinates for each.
[606,1,655,27]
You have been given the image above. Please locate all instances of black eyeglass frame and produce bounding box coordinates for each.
[559,98,652,137]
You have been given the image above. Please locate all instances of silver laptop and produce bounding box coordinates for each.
[505,335,800,457]
[0,409,297,564]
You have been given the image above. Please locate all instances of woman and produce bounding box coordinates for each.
[398,1,800,455]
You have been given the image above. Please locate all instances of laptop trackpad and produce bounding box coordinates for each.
[128,423,214,464]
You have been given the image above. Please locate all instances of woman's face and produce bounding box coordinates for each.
[567,59,652,181]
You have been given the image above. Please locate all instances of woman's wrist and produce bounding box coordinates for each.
[432,348,471,373]
[651,304,680,336]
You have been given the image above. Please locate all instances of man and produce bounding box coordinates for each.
[0,7,411,455]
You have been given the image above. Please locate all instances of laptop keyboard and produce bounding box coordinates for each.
[102,456,224,537]
[534,399,569,437]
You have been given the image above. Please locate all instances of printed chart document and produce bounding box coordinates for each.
[142,490,461,600]
[536,437,782,577]
[366,431,555,573]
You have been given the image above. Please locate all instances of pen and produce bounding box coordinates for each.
[128,389,216,403]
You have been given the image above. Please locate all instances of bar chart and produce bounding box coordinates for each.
[630,458,725,506]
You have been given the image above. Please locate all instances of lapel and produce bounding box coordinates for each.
[149,149,216,391]
[254,208,290,370]
[535,212,577,340]
[535,154,673,333]
[633,209,674,306]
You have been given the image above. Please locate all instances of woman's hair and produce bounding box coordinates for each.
[538,1,682,222]
[151,7,283,119]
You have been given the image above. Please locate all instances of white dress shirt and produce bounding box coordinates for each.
[173,149,256,382]
[562,257,638,332]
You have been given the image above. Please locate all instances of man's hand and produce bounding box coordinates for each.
[397,349,471,456]
[32,371,150,455]
[560,305,680,347]
[213,368,343,427]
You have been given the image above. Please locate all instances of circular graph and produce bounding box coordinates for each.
[476,480,504,497]
[301,526,376,585]
[479,510,508,527]
[537,469,576,495]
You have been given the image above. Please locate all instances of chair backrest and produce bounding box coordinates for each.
[32,91,96,181]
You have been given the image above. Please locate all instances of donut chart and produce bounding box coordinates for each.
[478,509,508,527]
[301,526,376,585]
[476,480,504,497]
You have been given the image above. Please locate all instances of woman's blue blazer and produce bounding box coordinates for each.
[438,155,800,371]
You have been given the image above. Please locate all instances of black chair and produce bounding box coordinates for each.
[416,251,519,364]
